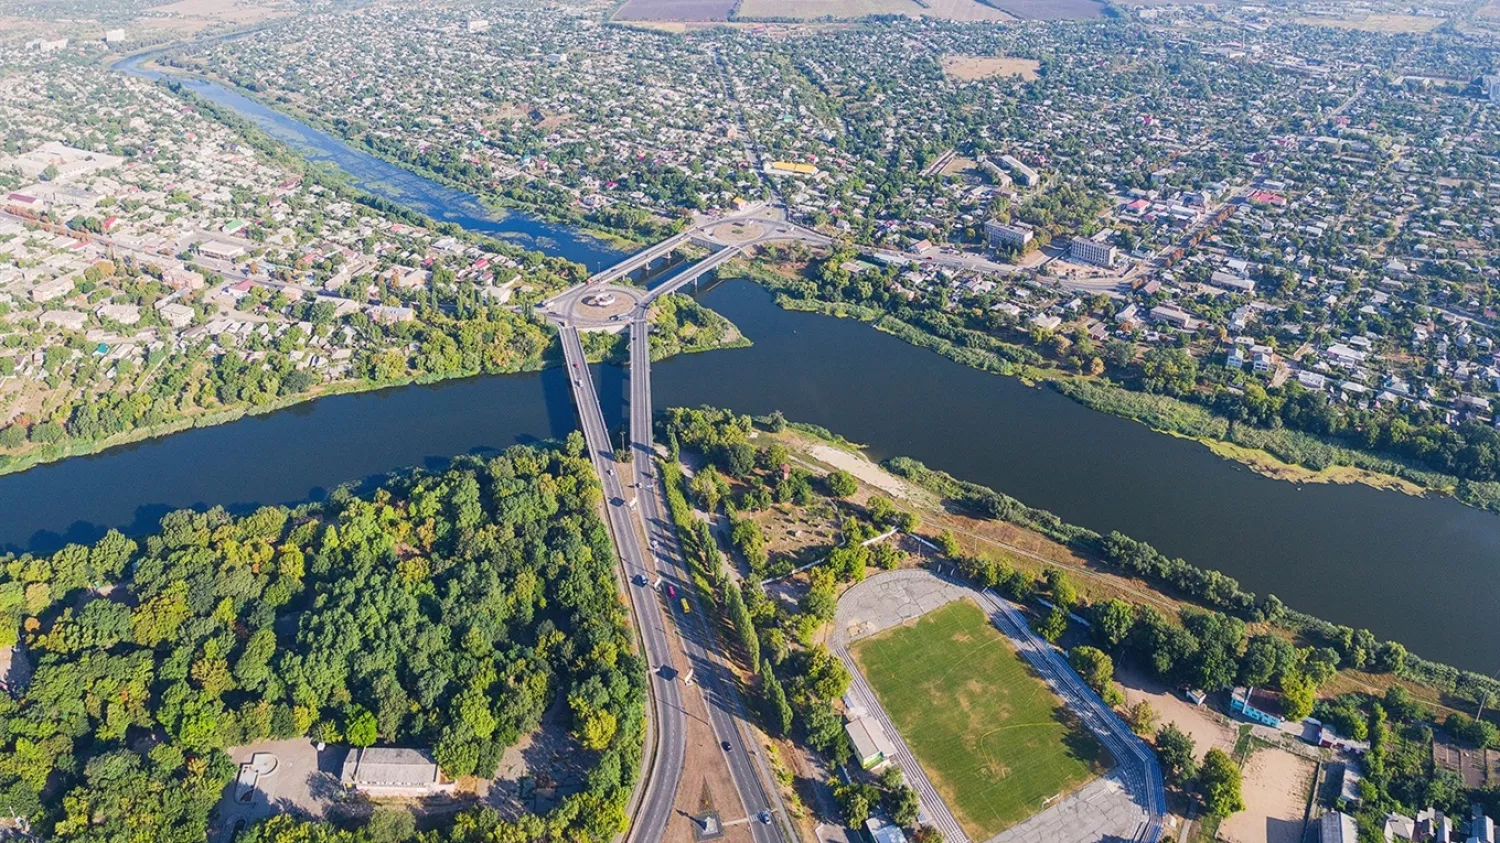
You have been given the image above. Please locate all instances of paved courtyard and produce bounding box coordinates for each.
[834,569,1161,843]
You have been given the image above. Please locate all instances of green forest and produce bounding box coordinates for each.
[0,437,643,842]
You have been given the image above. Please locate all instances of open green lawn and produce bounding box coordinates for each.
[851,599,1108,839]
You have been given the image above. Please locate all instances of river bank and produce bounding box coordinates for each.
[8,278,1500,671]
[143,53,676,254]
[768,421,1490,719]
[724,259,1500,515]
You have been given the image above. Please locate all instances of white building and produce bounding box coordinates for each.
[30,275,75,303]
[985,220,1034,251]
[999,154,1039,187]
[845,716,897,770]
[1069,236,1117,268]
[339,747,453,798]
[198,241,245,261]
[1320,811,1357,843]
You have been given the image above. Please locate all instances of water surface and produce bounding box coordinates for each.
[16,52,1493,674]
[7,281,1490,669]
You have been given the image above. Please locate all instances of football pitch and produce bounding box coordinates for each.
[851,599,1108,839]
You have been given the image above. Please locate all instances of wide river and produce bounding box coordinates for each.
[8,60,1497,674]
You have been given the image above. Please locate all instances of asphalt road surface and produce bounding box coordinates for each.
[629,315,788,843]
[557,326,686,843]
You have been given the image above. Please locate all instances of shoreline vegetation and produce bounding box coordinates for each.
[875,449,1500,715]
[0,70,745,482]
[720,260,1500,515]
[0,441,647,841]
[0,296,749,482]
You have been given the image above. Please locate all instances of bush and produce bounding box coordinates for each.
[826,469,858,498]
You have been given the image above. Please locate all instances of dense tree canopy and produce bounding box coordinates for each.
[0,444,643,841]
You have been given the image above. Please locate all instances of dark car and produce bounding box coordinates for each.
[632,574,647,586]
[721,740,732,751]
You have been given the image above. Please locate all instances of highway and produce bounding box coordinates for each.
[590,229,695,287]
[539,206,837,843]
[556,326,686,843]
[628,313,790,843]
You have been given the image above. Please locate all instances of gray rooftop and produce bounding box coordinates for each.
[340,747,441,787]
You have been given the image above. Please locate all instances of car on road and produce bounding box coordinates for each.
[665,584,677,598]
[721,741,732,751]
[632,574,647,586]
[649,538,659,550]
[758,812,772,825]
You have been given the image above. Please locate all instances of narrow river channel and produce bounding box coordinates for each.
[6,55,1494,674]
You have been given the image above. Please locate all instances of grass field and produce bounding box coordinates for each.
[941,55,1041,81]
[851,600,1107,840]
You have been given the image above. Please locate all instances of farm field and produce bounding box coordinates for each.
[1294,13,1444,32]
[983,0,1104,19]
[614,0,735,21]
[851,599,1107,840]
[735,0,1010,20]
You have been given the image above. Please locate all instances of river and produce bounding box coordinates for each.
[8,58,1496,674]
[114,52,623,271]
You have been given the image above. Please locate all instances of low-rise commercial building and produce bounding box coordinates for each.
[339,747,453,798]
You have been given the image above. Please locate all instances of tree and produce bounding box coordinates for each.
[936,530,961,557]
[1139,346,1198,396]
[1037,607,1068,644]
[1279,672,1316,721]
[1239,634,1294,688]
[759,658,793,736]
[1370,640,1407,674]
[726,585,760,666]
[1070,646,1123,706]
[1197,748,1244,818]
[889,785,920,826]
[691,465,726,513]
[345,706,378,747]
[826,470,858,498]
[1125,701,1157,736]
[1090,599,1135,651]
[834,783,876,827]
[722,442,756,478]
[1045,568,1078,612]
[1155,723,1197,786]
